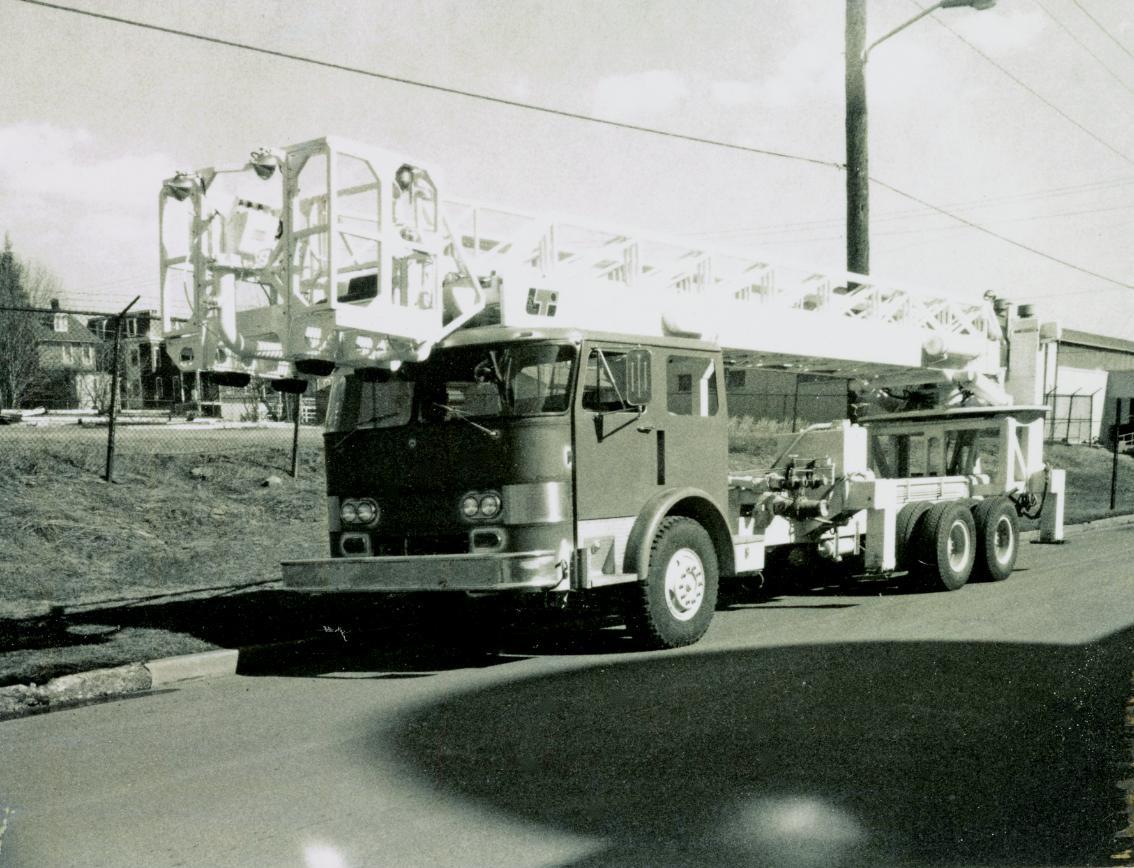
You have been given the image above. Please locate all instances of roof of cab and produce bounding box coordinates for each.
[437,324,719,353]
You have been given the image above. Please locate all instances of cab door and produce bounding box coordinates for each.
[573,343,662,548]
[658,351,728,506]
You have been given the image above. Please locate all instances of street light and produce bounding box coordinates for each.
[249,147,284,181]
[161,172,199,202]
[845,0,997,276]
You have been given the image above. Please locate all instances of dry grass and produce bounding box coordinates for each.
[0,433,328,619]
[727,415,805,471]
[1044,442,1134,525]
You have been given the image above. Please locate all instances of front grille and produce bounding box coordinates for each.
[371,533,469,556]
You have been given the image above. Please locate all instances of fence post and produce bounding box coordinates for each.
[1111,397,1122,511]
[791,378,801,433]
[1065,389,1079,442]
[104,296,139,482]
[290,393,301,479]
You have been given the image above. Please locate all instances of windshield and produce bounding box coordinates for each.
[325,342,576,433]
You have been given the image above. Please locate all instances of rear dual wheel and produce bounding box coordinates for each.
[971,497,1019,582]
[902,497,1020,591]
[911,501,977,591]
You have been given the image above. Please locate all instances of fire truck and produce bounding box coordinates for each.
[159,136,1065,649]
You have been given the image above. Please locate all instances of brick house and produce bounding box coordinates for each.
[86,309,216,411]
[24,299,106,409]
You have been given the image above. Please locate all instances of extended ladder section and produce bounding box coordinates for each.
[161,136,1007,401]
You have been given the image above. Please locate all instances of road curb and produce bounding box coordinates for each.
[0,650,240,721]
[1022,512,1134,542]
[145,649,239,687]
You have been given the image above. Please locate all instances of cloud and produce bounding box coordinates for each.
[0,122,173,211]
[0,123,171,306]
[709,80,760,108]
[592,70,690,119]
[712,34,841,110]
[948,7,1046,54]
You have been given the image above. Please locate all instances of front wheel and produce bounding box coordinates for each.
[625,517,719,649]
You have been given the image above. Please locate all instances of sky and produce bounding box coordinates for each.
[2,0,1134,339]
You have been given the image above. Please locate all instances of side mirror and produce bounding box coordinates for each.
[625,348,652,407]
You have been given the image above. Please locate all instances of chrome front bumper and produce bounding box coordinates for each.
[280,550,564,592]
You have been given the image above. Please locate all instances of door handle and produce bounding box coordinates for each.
[636,424,654,433]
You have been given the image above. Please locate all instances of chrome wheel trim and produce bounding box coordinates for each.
[993,515,1015,565]
[664,548,705,622]
[947,520,972,573]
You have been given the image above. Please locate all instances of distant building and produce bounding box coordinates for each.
[86,309,214,411]
[723,320,1134,446]
[1045,329,1134,445]
[724,367,849,426]
[25,299,106,409]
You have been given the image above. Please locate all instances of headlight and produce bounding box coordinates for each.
[340,498,379,526]
[479,492,502,518]
[460,491,503,521]
[460,494,481,518]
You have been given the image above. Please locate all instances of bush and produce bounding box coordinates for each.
[728,415,807,468]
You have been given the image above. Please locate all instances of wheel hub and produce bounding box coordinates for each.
[947,520,971,572]
[993,516,1014,563]
[664,548,705,622]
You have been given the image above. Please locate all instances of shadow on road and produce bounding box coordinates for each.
[0,592,547,684]
[387,627,1134,867]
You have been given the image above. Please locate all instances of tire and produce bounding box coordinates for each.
[912,501,976,591]
[895,501,933,570]
[970,497,1019,582]
[625,517,719,649]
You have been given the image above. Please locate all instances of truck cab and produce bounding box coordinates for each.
[283,325,741,648]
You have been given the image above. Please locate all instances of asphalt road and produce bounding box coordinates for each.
[3,526,1133,868]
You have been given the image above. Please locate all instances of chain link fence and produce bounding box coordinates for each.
[0,304,322,478]
[1045,391,1096,444]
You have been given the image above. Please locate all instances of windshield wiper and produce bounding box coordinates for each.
[433,402,500,440]
[333,412,401,450]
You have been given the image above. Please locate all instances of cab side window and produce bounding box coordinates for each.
[581,349,630,412]
[667,355,718,416]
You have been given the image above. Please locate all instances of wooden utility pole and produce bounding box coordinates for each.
[846,0,870,276]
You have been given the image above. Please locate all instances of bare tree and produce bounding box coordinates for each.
[238,378,278,422]
[0,236,48,409]
[22,260,64,306]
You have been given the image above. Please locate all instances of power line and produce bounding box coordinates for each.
[867,200,1134,240]
[1070,0,1134,63]
[915,0,1134,168]
[14,0,840,171]
[747,199,1134,249]
[17,0,1134,300]
[77,270,155,290]
[870,174,1134,291]
[690,174,1134,239]
[1034,0,1134,102]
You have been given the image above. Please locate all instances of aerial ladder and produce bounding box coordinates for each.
[160,136,1017,408]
